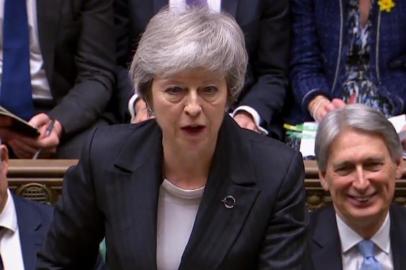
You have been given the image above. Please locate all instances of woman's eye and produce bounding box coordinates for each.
[165,86,184,95]
[200,86,218,96]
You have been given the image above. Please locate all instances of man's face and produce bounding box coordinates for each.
[0,145,9,213]
[320,128,402,233]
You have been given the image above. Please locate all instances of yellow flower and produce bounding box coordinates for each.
[378,0,395,12]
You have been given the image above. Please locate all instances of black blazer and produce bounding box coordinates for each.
[13,194,53,270]
[114,0,290,138]
[36,0,115,136]
[37,116,307,269]
[304,204,406,270]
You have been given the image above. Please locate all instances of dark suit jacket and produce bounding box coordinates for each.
[35,0,115,136]
[12,194,53,270]
[114,0,290,138]
[37,115,307,269]
[304,204,406,270]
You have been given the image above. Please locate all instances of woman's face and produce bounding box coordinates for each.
[151,68,228,153]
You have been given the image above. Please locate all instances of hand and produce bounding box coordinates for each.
[131,99,154,123]
[308,95,345,122]
[233,111,260,133]
[8,113,63,158]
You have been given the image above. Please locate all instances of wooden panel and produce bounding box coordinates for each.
[8,159,77,204]
[7,159,406,208]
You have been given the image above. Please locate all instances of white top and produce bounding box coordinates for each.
[336,213,393,270]
[156,179,204,270]
[0,0,51,101]
[0,190,25,270]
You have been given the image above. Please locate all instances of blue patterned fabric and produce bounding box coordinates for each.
[341,0,393,117]
[186,0,207,7]
[290,0,406,123]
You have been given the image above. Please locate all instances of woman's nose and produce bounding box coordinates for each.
[184,91,202,117]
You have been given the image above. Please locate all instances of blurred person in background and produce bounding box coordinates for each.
[0,0,115,158]
[289,0,406,124]
[0,140,52,270]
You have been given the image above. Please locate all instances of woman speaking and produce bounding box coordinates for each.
[38,7,307,270]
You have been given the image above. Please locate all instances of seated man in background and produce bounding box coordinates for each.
[0,141,53,270]
[115,0,290,139]
[306,104,406,270]
[0,0,115,158]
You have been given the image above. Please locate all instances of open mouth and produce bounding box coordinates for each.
[181,125,205,135]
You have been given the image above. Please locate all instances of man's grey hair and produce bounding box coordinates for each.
[315,104,402,172]
[129,7,248,104]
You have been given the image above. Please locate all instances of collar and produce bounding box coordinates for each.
[336,212,390,255]
[0,190,18,234]
[162,179,205,200]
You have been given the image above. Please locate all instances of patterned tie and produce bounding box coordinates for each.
[186,0,208,7]
[1,0,34,120]
[358,240,382,270]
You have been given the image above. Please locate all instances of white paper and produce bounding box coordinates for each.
[299,122,318,158]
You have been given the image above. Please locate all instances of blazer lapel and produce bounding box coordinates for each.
[389,204,406,270]
[221,0,238,17]
[36,0,61,83]
[179,116,260,269]
[13,195,44,270]
[311,206,342,270]
[113,121,163,270]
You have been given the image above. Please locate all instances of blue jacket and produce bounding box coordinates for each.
[289,0,406,123]
[13,194,53,270]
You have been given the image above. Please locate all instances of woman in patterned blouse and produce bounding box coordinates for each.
[289,0,406,123]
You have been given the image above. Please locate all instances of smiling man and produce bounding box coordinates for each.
[305,104,406,270]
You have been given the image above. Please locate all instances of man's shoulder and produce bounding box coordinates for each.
[390,203,406,224]
[13,194,53,223]
[309,204,337,232]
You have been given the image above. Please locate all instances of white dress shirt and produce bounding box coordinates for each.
[0,0,51,101]
[0,189,26,270]
[170,0,220,12]
[336,213,393,270]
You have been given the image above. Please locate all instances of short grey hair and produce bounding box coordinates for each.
[315,104,402,172]
[130,7,248,104]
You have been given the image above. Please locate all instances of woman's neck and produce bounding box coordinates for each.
[162,141,216,190]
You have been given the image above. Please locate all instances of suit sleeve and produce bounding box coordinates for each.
[37,129,104,269]
[112,0,134,122]
[258,151,308,269]
[290,0,331,114]
[237,0,290,131]
[48,0,116,135]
